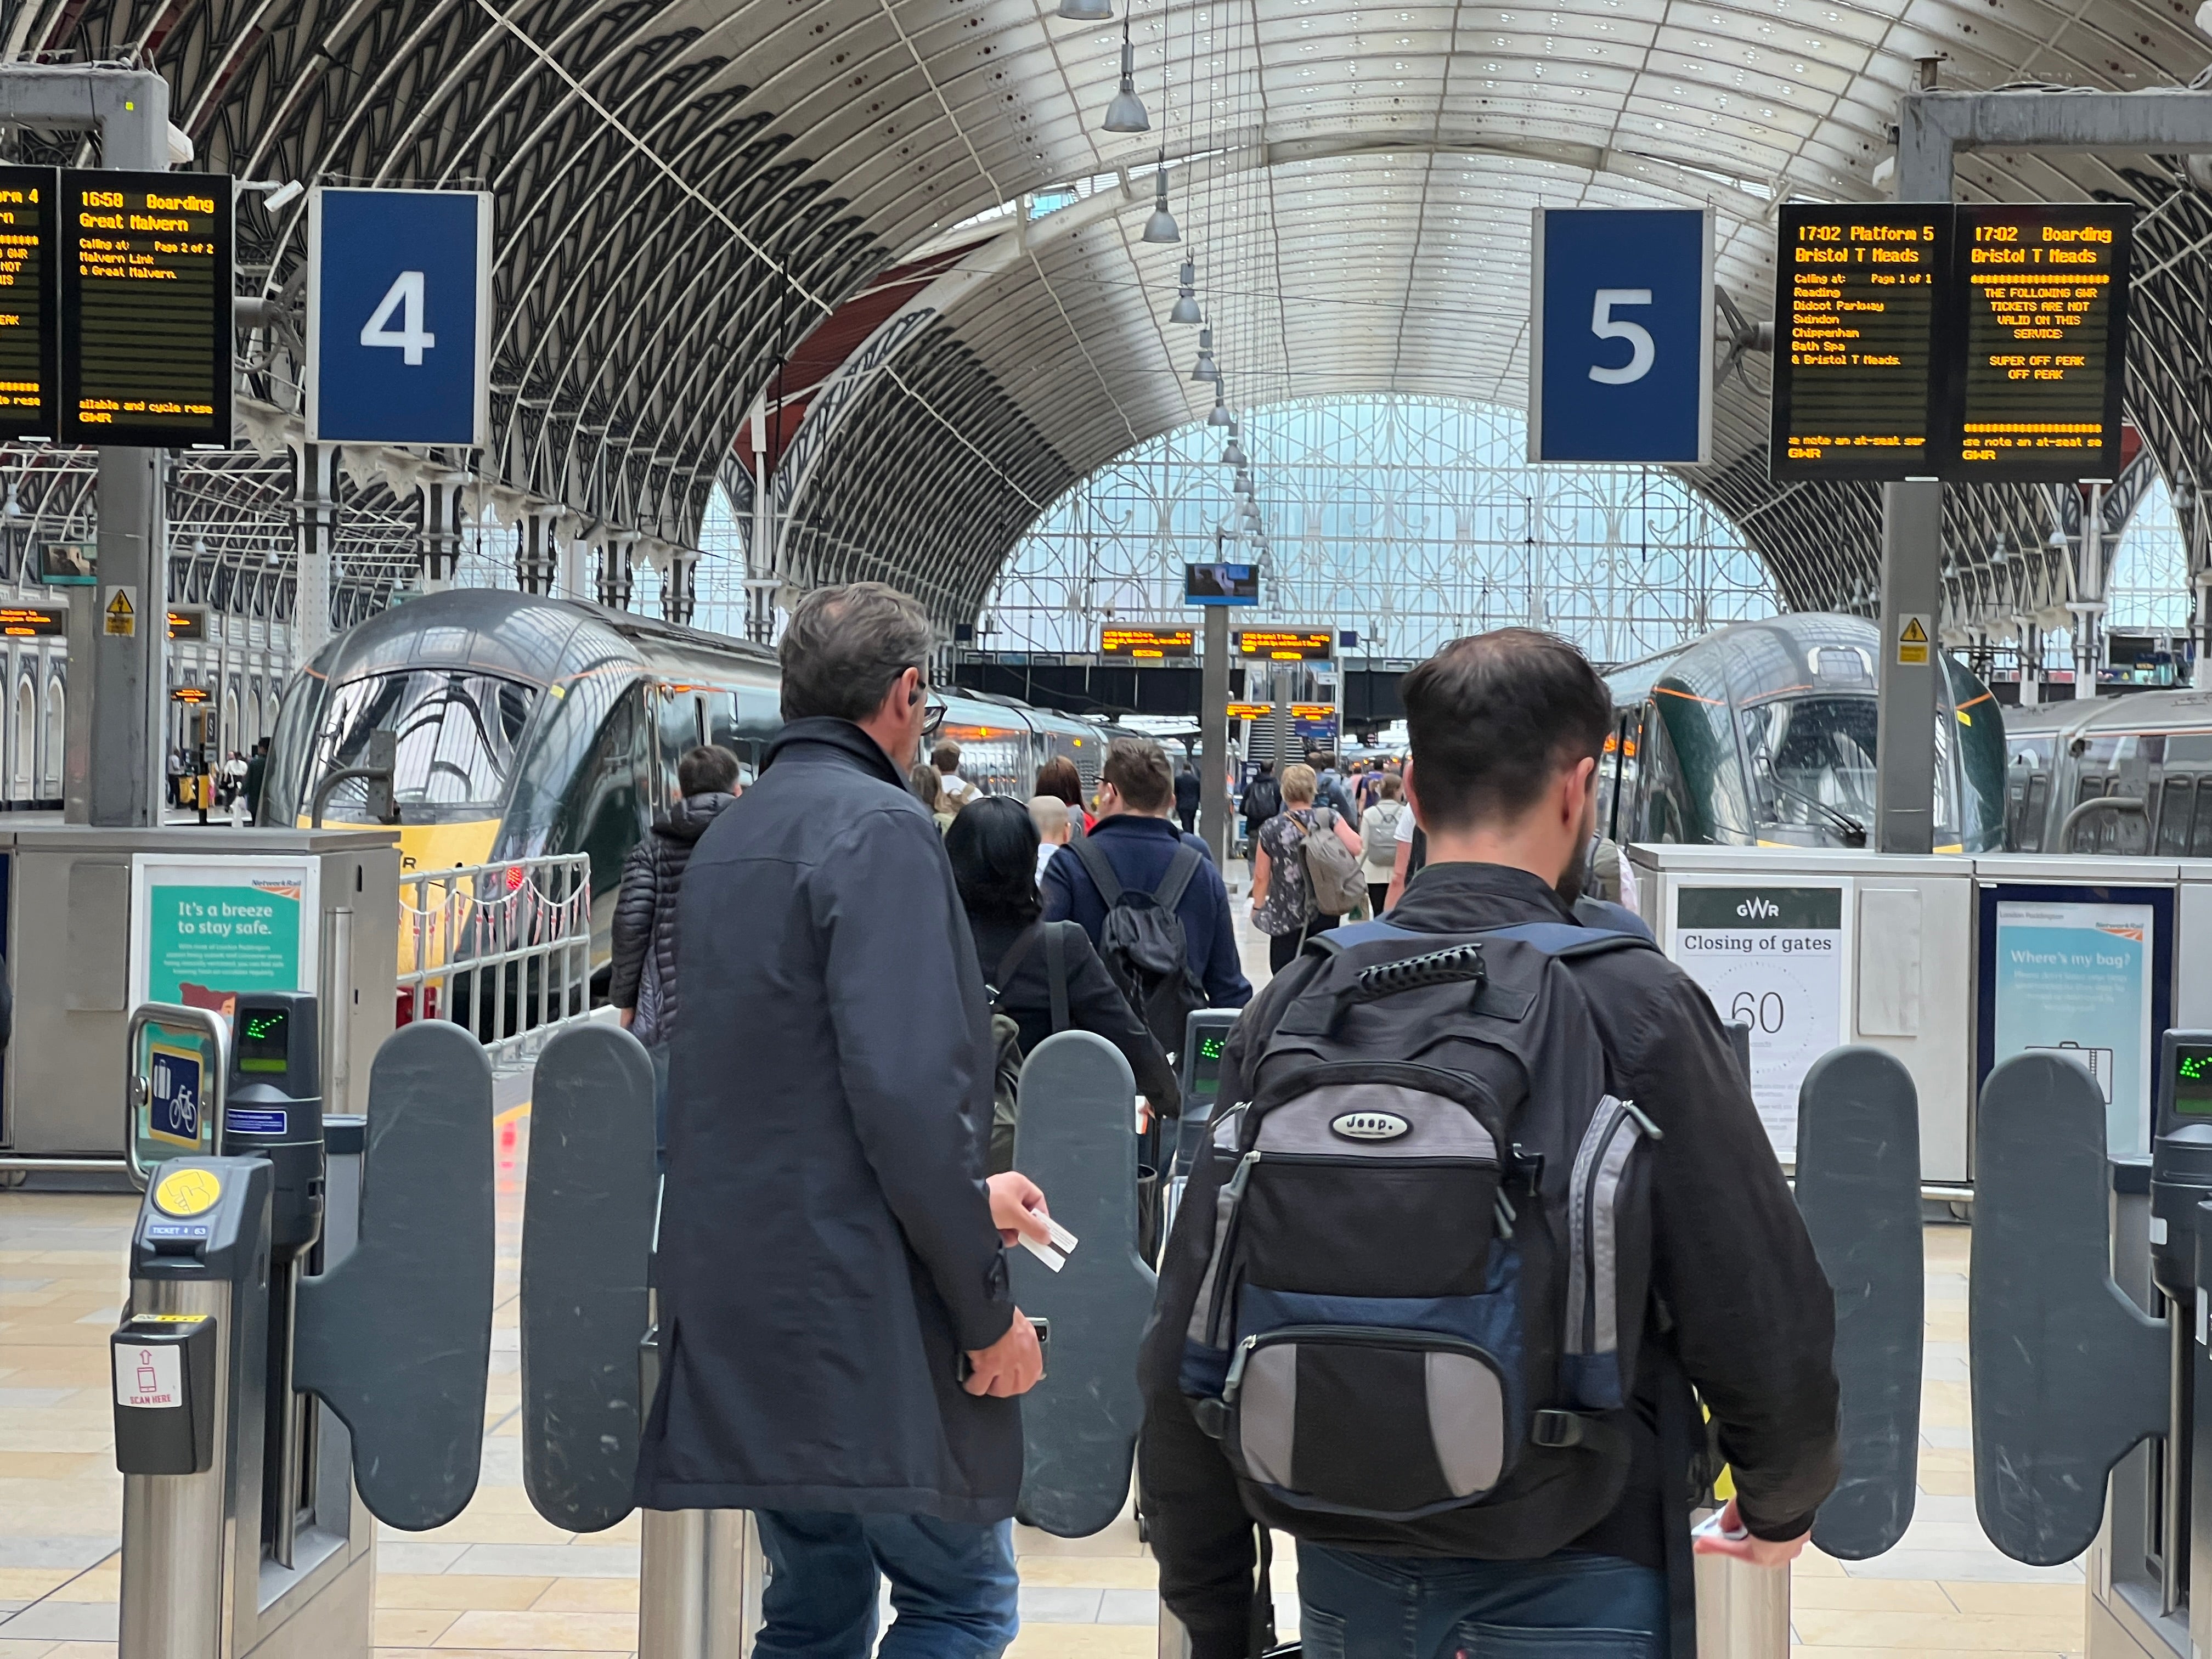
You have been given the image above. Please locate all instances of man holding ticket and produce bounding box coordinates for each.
[636,583,1049,1659]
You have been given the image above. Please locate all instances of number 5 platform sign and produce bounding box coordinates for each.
[307,188,491,447]
[1528,207,1713,465]
[1666,881,1850,1163]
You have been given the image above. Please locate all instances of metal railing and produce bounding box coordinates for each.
[397,854,594,1067]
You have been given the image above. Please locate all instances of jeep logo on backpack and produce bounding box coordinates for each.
[1330,1110,1410,1141]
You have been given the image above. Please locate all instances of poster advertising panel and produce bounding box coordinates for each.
[129,855,320,1023]
[1667,881,1850,1161]
[1978,885,2170,1157]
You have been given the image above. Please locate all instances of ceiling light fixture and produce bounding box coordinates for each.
[1170,259,1202,325]
[1057,0,1112,19]
[1219,420,1245,467]
[1103,24,1150,132]
[1142,153,1180,243]
[1209,389,1235,427]
[1190,326,1218,382]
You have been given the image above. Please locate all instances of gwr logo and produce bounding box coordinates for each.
[1737,896,1779,920]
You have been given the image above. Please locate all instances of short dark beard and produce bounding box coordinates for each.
[1554,801,1599,908]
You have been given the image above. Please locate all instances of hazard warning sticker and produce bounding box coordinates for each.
[1896,614,1930,667]
[103,585,136,637]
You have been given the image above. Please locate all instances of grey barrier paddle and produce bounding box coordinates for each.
[1972,1049,2168,1565]
[520,1020,659,1532]
[293,1019,495,1529]
[1010,1029,1155,1536]
[1795,1046,1923,1559]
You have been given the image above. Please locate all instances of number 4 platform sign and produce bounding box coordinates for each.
[307,188,490,448]
[1666,882,1851,1164]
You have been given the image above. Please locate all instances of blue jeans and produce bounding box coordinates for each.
[1296,1544,1666,1658]
[752,1510,1019,1659]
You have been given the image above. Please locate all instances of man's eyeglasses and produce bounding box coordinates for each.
[922,691,948,740]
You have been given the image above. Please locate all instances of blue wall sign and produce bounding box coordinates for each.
[1528,207,1713,465]
[307,188,491,447]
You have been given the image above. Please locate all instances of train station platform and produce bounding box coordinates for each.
[0,884,2089,1659]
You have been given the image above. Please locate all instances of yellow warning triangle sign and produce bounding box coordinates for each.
[106,589,133,619]
[1900,616,1928,644]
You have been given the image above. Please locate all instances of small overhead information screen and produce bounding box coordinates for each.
[1237,629,1333,661]
[1100,626,1194,659]
[1770,205,1947,481]
[60,170,233,447]
[1186,562,1260,605]
[0,167,57,438]
[1949,204,2133,482]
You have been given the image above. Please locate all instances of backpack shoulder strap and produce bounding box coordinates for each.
[1480,919,1660,961]
[1069,831,1124,904]
[1152,843,1205,912]
[1045,921,1072,1032]
[990,923,1045,1002]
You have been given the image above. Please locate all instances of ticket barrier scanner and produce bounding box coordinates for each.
[112,1013,494,1659]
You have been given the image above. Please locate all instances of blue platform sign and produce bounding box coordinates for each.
[307,188,491,447]
[1528,207,1713,465]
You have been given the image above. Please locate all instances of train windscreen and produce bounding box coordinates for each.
[1737,696,1876,846]
[308,670,540,817]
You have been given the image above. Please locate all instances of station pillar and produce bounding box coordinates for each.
[1873,479,1942,855]
[1200,605,1229,864]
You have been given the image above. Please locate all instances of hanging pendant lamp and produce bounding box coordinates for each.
[1102,26,1149,132]
[1170,259,1202,325]
[1056,0,1111,19]
[1141,157,1179,244]
[1219,419,1246,467]
[1207,389,1234,427]
[1190,326,1218,383]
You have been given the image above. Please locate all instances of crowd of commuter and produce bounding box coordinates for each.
[623,582,1839,1659]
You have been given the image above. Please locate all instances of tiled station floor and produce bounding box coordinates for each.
[0,877,2089,1658]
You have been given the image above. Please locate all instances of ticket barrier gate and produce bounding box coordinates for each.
[515,1020,1164,1657]
[1967,1034,2212,1658]
[112,1008,494,1659]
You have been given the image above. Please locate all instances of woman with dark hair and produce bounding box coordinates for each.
[1033,755,1094,832]
[947,795,1178,1136]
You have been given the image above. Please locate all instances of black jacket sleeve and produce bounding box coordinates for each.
[608,839,655,1011]
[1622,969,1842,1541]
[1137,961,1317,1654]
[1060,928,1182,1117]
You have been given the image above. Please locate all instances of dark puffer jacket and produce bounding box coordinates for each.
[609,791,737,1046]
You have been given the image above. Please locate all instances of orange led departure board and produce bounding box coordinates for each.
[1100,626,1195,658]
[60,170,232,447]
[0,605,64,637]
[0,167,56,439]
[1948,204,2132,482]
[1237,629,1333,661]
[1770,205,1946,480]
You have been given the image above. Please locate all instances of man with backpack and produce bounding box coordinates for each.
[1140,628,1838,1658]
[1044,735,1251,1060]
[1239,764,1281,856]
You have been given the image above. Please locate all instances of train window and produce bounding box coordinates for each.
[1737,696,1875,847]
[309,670,539,815]
[2158,776,2196,857]
[2017,773,2047,853]
[2194,781,2212,858]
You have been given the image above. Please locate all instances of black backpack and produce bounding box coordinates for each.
[1177,915,1662,1556]
[983,922,1073,1175]
[1069,834,1209,1060]
[1243,776,1282,825]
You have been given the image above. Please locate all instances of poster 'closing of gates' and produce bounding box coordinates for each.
[1667,882,1850,1162]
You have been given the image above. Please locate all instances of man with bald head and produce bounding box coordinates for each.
[1028,795,1071,885]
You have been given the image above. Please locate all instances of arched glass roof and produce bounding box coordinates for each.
[6,0,2208,638]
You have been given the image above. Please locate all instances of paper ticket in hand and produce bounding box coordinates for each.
[1019,1216,1079,1272]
